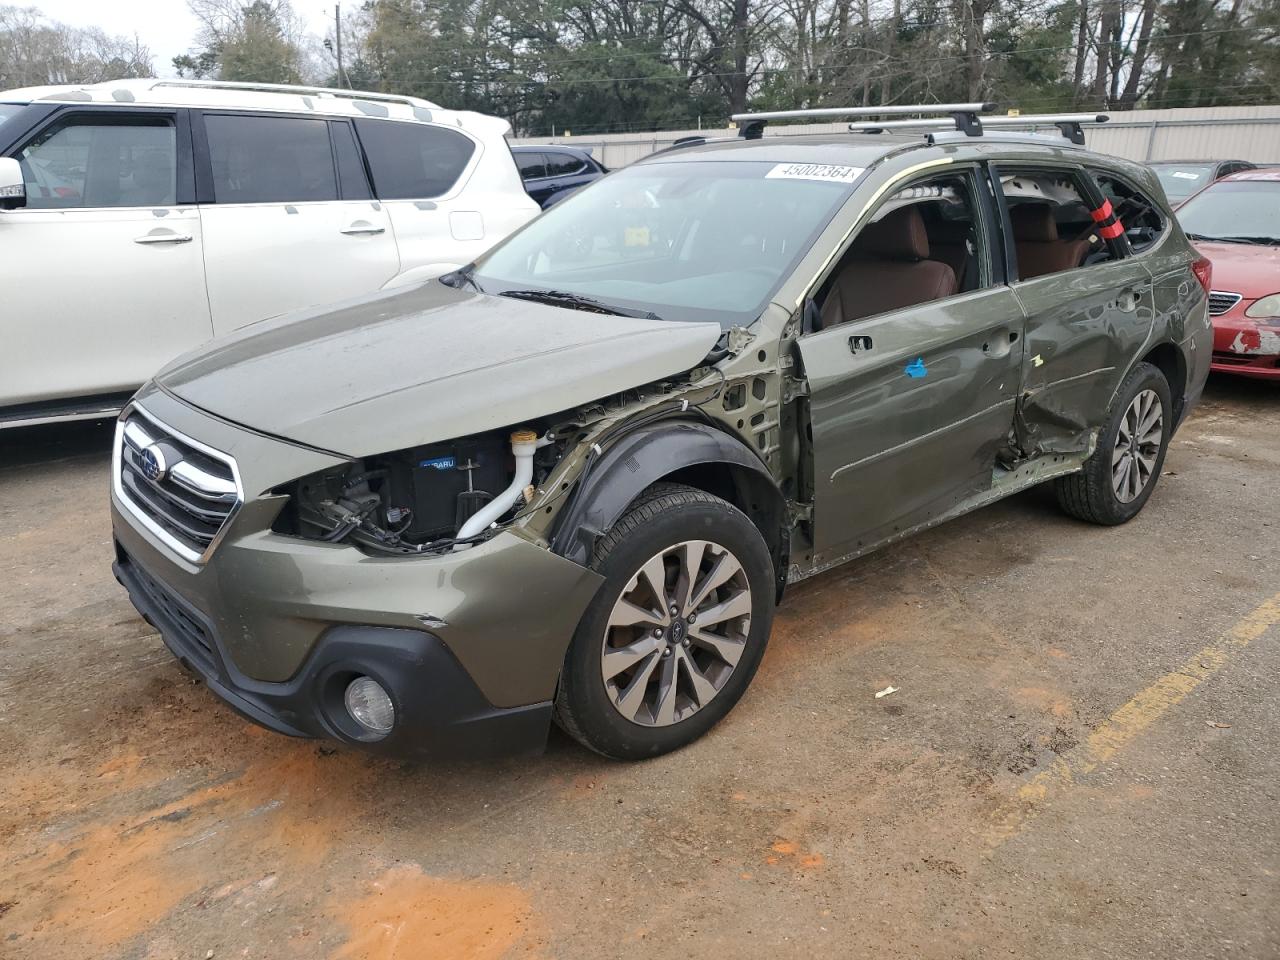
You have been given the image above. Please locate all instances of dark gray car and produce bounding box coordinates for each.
[111,109,1212,761]
[511,144,607,208]
[1150,159,1256,205]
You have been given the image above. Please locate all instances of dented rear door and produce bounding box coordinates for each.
[1009,259,1154,456]
[997,164,1155,457]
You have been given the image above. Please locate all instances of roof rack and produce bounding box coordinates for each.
[730,102,997,140]
[148,79,441,110]
[848,113,1109,146]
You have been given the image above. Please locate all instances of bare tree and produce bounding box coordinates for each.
[0,5,152,87]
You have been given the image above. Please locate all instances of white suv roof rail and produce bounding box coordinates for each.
[847,112,1110,146]
[731,102,996,139]
[148,78,441,110]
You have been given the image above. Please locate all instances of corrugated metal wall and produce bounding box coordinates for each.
[512,104,1280,168]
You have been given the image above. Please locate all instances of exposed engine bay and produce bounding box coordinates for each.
[274,427,567,554]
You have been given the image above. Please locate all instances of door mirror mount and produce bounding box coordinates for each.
[0,156,26,210]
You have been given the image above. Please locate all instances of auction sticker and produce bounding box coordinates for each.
[765,162,864,183]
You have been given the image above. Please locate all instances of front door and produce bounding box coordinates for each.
[799,165,1024,565]
[195,112,399,336]
[0,108,211,409]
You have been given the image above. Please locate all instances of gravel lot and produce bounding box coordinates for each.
[1,375,1277,960]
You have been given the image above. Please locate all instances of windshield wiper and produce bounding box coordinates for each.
[1215,235,1280,245]
[497,288,662,321]
[1186,233,1278,245]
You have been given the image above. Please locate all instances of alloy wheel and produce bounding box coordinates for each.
[600,539,752,727]
[1111,388,1164,503]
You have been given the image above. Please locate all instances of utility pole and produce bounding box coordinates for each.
[334,3,349,89]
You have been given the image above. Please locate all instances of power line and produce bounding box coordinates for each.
[363,24,1274,89]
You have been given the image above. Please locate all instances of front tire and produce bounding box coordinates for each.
[554,483,775,760]
[1055,361,1172,525]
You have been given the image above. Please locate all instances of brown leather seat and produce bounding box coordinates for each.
[821,206,957,327]
[1010,204,1091,280]
[926,219,973,290]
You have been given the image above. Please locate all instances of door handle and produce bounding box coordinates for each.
[981,329,1017,358]
[133,232,192,244]
[340,222,386,236]
[848,335,873,354]
[1116,288,1143,312]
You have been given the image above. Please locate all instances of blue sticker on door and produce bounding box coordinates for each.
[904,357,927,379]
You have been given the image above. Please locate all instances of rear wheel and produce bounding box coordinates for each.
[1055,361,1172,525]
[554,483,775,760]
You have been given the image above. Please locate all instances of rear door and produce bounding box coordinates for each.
[195,111,399,335]
[515,151,553,204]
[993,162,1154,456]
[543,150,590,199]
[0,107,210,409]
[798,163,1024,565]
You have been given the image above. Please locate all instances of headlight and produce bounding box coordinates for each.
[1245,293,1280,319]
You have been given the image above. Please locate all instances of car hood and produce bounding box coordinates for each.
[1193,241,1280,298]
[157,282,722,458]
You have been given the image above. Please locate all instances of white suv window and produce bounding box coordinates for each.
[18,116,176,209]
[205,114,338,204]
[354,119,475,199]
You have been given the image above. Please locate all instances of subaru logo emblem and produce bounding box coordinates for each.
[140,444,168,483]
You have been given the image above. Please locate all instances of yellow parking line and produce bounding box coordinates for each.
[989,591,1280,847]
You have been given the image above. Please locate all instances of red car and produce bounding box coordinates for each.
[1175,168,1280,379]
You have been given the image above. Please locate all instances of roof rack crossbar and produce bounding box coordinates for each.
[730,102,996,140]
[148,79,441,110]
[849,113,1109,145]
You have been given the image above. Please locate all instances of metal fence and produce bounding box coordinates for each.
[512,104,1280,168]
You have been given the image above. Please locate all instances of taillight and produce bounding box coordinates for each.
[1192,256,1212,295]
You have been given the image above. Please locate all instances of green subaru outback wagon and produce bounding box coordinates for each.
[111,105,1212,761]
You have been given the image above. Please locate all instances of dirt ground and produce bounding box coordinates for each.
[1,375,1278,960]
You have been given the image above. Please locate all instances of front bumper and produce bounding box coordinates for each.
[1211,311,1280,380]
[110,387,604,758]
[114,547,554,758]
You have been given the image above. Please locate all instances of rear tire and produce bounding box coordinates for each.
[554,483,775,760]
[1055,361,1172,525]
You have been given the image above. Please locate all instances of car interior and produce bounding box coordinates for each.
[816,172,982,328]
[1000,171,1124,279]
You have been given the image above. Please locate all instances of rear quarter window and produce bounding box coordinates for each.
[354,119,476,199]
[1092,170,1167,253]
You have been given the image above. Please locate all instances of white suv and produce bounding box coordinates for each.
[0,79,540,427]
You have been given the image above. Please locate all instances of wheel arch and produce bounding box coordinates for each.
[1137,340,1188,425]
[549,420,790,600]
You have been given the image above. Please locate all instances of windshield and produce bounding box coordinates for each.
[1153,164,1215,201]
[0,103,24,132]
[472,159,858,327]
[1176,180,1280,243]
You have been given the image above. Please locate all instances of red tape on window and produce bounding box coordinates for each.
[1090,199,1114,223]
[1099,219,1124,239]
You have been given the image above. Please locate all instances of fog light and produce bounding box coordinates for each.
[344,676,395,736]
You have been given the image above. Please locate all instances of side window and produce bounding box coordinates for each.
[330,121,372,200]
[17,116,176,209]
[545,153,586,177]
[1000,167,1122,281]
[1090,170,1166,254]
[205,114,337,204]
[514,151,545,180]
[816,169,990,329]
[354,119,476,199]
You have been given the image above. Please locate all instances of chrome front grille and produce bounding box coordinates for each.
[1208,291,1242,316]
[113,407,242,563]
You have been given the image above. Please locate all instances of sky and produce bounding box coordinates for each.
[33,1,335,77]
